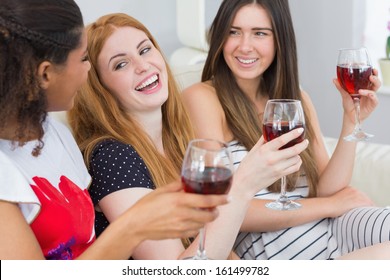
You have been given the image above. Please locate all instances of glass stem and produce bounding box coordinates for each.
[195,227,207,260]
[353,97,362,133]
[279,175,287,202]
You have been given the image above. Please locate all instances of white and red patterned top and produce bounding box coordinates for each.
[0,116,94,259]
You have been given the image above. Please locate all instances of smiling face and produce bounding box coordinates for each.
[96,27,168,117]
[223,3,276,86]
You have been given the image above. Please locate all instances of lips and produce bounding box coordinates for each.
[236,57,259,64]
[135,74,159,91]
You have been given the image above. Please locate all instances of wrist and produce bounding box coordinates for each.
[229,174,257,202]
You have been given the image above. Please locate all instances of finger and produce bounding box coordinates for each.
[257,135,266,145]
[266,127,305,150]
[278,155,303,175]
[368,72,381,91]
[357,90,379,107]
[180,193,229,209]
[187,207,220,224]
[159,180,183,193]
[333,79,350,98]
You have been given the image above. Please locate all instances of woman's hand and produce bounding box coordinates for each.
[233,128,308,197]
[333,68,380,123]
[121,181,229,241]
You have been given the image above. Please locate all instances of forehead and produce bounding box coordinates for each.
[66,30,87,61]
[101,27,147,53]
[232,4,272,27]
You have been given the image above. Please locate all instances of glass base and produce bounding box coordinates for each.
[182,254,209,260]
[343,131,374,142]
[265,199,301,211]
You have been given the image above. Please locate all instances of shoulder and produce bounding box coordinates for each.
[90,139,147,172]
[181,81,229,140]
[46,114,80,152]
[92,139,137,160]
[182,81,218,100]
[47,114,73,138]
[182,81,223,113]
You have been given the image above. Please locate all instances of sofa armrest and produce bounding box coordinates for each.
[324,137,390,207]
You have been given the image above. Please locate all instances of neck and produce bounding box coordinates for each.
[131,109,164,154]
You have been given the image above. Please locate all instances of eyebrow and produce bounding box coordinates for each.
[231,26,273,32]
[107,38,150,66]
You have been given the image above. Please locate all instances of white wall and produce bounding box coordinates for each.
[290,0,390,145]
[75,0,389,145]
[75,0,179,57]
[75,0,221,59]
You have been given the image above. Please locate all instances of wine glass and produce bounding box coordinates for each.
[181,139,233,260]
[336,47,374,141]
[262,99,306,211]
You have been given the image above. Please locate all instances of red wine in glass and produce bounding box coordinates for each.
[336,64,372,99]
[263,122,305,149]
[337,48,374,141]
[262,99,305,211]
[181,138,233,259]
[182,166,232,195]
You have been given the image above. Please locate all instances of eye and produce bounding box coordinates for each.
[229,29,240,36]
[114,61,128,71]
[255,31,267,37]
[82,54,89,62]
[255,29,273,37]
[140,46,151,55]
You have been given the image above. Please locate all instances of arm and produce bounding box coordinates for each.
[241,186,374,232]
[97,187,185,259]
[0,201,45,259]
[307,69,380,196]
[300,90,357,196]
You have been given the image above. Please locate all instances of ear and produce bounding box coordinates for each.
[37,61,54,89]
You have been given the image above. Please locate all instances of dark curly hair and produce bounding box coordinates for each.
[0,0,83,156]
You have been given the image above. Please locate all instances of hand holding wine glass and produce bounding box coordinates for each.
[336,48,374,141]
[181,139,233,260]
[262,99,306,211]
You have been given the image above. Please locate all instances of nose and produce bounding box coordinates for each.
[239,34,253,53]
[133,57,150,74]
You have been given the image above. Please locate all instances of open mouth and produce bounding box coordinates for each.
[135,74,159,91]
[236,57,259,64]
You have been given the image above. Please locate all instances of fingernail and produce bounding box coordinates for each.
[297,128,304,134]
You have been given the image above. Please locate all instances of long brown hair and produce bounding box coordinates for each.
[203,0,319,196]
[68,13,194,188]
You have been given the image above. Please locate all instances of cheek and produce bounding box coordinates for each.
[223,40,235,56]
[261,41,276,59]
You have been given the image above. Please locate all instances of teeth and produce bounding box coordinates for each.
[237,58,257,64]
[135,74,158,90]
